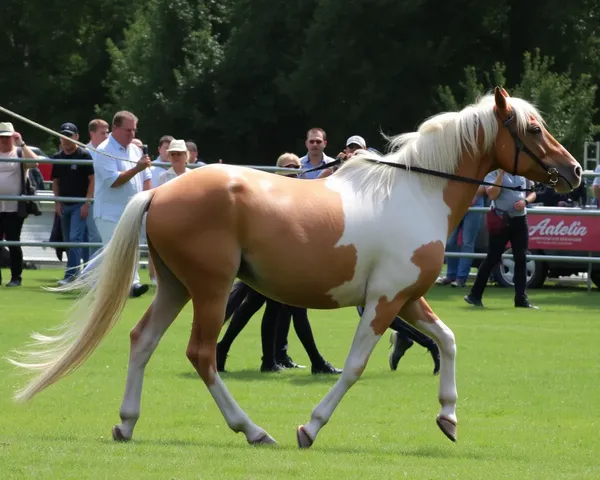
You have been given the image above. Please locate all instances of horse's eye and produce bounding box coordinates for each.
[528,125,542,135]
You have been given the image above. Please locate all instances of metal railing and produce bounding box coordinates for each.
[2,157,600,289]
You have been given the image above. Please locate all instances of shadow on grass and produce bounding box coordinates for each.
[95,435,509,461]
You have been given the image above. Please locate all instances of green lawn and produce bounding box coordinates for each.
[0,269,599,479]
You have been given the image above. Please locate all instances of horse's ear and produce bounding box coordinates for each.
[494,87,508,111]
[501,87,510,98]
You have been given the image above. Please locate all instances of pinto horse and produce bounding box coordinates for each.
[9,88,581,448]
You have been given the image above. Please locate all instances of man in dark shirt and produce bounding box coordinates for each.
[51,122,94,285]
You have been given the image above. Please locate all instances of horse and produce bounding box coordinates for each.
[8,87,581,448]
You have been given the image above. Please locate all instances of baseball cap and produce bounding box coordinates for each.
[60,122,79,136]
[346,135,366,148]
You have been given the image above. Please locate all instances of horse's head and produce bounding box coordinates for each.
[492,87,581,193]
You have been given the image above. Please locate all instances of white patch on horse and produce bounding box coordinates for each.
[324,175,450,306]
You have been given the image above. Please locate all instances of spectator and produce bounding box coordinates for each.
[85,119,109,259]
[52,122,95,285]
[436,186,486,287]
[465,169,538,309]
[158,139,192,186]
[150,135,174,188]
[186,141,205,166]
[298,128,336,179]
[319,134,368,178]
[0,121,39,287]
[81,110,151,297]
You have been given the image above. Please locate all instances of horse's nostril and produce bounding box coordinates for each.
[574,165,582,177]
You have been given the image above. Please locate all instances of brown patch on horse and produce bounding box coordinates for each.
[130,304,153,346]
[370,241,445,336]
[146,166,357,309]
[399,297,438,325]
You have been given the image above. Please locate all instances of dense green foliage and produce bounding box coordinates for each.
[2,0,600,162]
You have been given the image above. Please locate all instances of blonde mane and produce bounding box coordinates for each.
[333,93,545,203]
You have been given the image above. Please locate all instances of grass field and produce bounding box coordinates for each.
[0,269,599,479]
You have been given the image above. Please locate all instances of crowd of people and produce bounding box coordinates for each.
[0,113,595,374]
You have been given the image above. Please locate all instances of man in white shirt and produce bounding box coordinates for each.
[83,111,152,297]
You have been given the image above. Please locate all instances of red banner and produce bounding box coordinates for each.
[527,214,600,251]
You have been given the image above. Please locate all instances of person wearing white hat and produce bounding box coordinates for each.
[317,134,368,179]
[158,139,192,186]
[0,122,40,287]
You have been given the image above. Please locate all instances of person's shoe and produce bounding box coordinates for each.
[260,362,284,373]
[216,343,228,372]
[129,283,149,298]
[6,278,21,287]
[515,300,539,309]
[389,332,414,371]
[311,360,342,375]
[57,278,74,287]
[464,294,483,307]
[276,355,306,369]
[450,279,466,288]
[436,276,453,286]
[429,344,441,375]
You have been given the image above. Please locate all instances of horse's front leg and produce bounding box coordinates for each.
[296,298,403,448]
[399,297,458,441]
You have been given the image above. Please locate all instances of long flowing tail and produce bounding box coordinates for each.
[7,189,155,402]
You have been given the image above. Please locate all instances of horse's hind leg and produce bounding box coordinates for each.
[113,250,190,442]
[399,297,457,442]
[186,290,276,445]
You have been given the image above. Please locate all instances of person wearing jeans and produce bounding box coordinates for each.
[464,169,538,309]
[51,122,95,284]
[437,186,485,287]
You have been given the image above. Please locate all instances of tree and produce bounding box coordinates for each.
[101,0,234,158]
[437,50,599,162]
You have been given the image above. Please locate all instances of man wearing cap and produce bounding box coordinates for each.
[318,134,368,179]
[84,110,151,297]
[51,122,95,285]
[297,128,336,180]
[0,122,39,287]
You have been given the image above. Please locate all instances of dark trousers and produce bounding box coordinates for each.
[273,306,325,365]
[470,214,529,304]
[0,212,25,283]
[219,281,326,366]
[356,306,437,350]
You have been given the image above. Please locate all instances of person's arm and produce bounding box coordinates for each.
[14,133,39,168]
[485,170,504,200]
[52,178,62,216]
[80,174,94,219]
[112,156,151,188]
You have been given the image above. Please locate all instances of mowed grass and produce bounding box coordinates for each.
[0,269,599,480]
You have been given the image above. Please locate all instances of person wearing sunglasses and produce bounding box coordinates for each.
[298,128,336,179]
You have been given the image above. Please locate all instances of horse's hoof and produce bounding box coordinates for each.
[436,415,457,442]
[112,425,130,442]
[249,431,277,445]
[296,425,314,449]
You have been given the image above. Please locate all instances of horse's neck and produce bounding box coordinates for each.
[442,151,495,237]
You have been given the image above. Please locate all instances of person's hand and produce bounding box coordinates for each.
[55,202,63,217]
[136,155,151,172]
[514,199,526,211]
[13,132,24,147]
[80,202,90,219]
